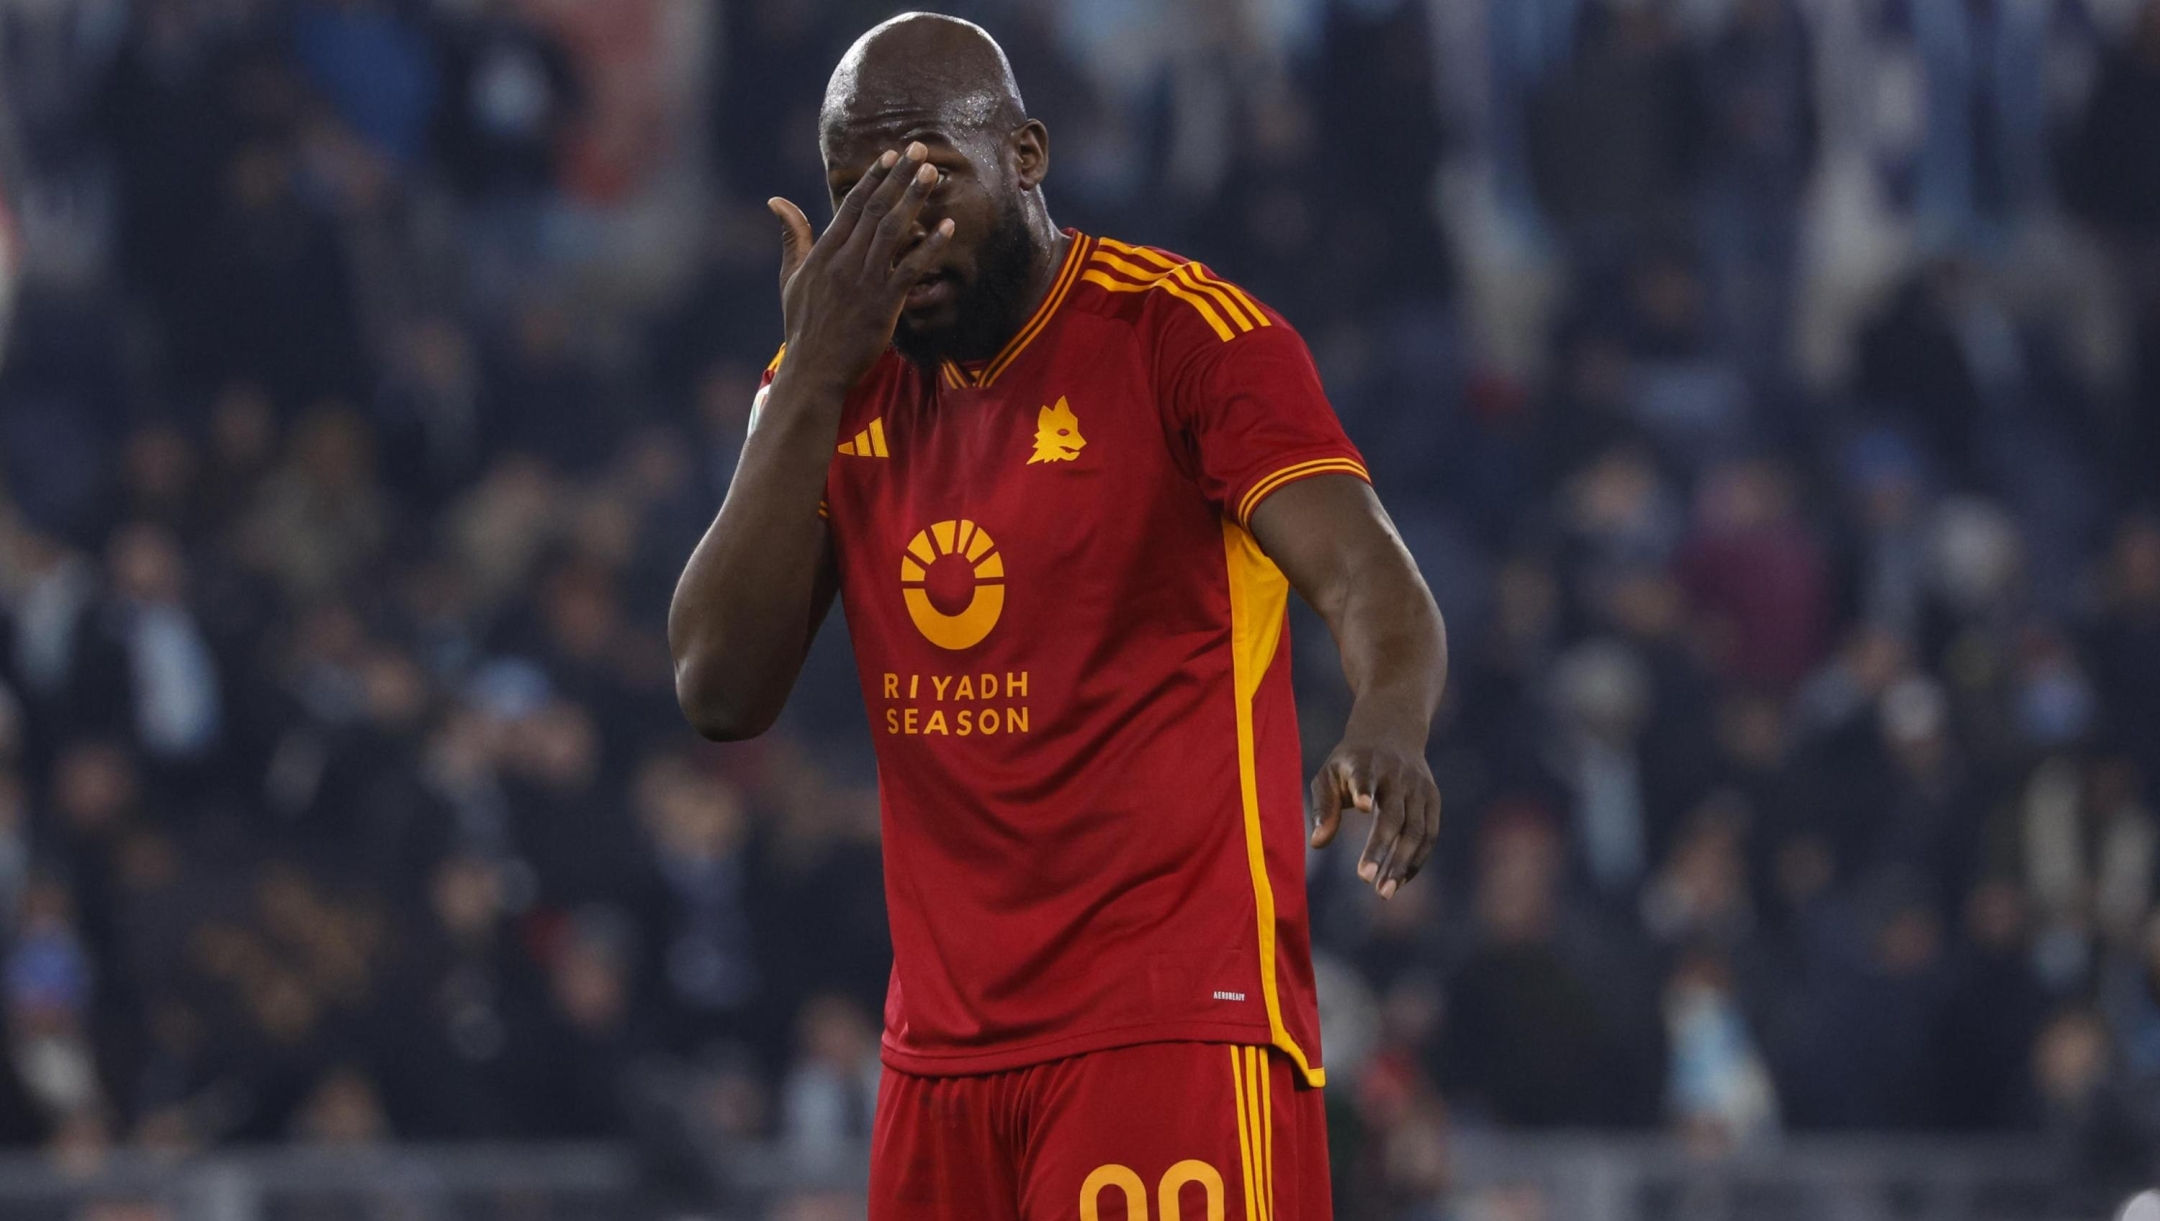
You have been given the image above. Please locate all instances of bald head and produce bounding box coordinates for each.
[809,13,1063,369]
[820,13,1026,150]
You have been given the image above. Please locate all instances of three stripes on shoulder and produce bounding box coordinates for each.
[1084,238,1271,343]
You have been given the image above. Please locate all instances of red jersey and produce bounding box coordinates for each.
[761,232,1368,1087]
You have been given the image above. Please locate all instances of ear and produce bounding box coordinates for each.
[1011,119,1050,190]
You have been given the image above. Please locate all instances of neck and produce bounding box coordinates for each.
[1004,206,1070,344]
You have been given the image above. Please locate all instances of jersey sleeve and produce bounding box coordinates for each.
[1163,308,1370,528]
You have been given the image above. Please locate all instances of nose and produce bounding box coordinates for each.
[896,215,939,264]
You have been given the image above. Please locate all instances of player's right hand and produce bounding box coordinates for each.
[1308,734,1440,901]
[768,142,954,395]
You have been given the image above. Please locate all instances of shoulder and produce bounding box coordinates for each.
[1067,234,1294,358]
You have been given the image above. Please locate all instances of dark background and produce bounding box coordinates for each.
[0,0,2158,1216]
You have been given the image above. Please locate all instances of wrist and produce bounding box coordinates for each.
[767,359,857,406]
[1343,699,1432,753]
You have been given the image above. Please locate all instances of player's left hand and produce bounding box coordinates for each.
[1308,735,1439,900]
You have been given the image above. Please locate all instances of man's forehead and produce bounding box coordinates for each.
[824,71,1006,131]
[822,107,997,174]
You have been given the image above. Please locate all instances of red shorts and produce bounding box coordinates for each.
[870,1042,1330,1221]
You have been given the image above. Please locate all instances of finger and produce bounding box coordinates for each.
[1380,782,1429,894]
[1342,756,1376,816]
[844,141,928,265]
[890,216,955,287]
[1311,755,1363,847]
[828,148,901,245]
[768,197,815,285]
[1336,755,1376,851]
[869,161,941,278]
[1404,785,1442,884]
[1384,785,1439,896]
[1309,767,1342,848]
[1359,777,1408,893]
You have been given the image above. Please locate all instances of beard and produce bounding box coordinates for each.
[891,194,1040,370]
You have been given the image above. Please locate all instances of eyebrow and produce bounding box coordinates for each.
[826,128,964,186]
[845,122,958,151]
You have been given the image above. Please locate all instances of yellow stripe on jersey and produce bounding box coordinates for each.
[765,343,787,375]
[1081,268,1236,342]
[1236,458,1372,527]
[1221,523,1326,1088]
[1084,246,1269,342]
[1096,238,1272,331]
[1087,251,1257,334]
[1169,265,1257,331]
[1201,271,1268,328]
[1086,249,1174,286]
[1102,249,1260,332]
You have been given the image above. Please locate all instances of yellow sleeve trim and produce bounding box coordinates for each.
[765,344,787,375]
[1235,458,1371,526]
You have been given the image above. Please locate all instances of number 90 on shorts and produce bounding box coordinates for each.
[1080,1160,1225,1221]
[870,1042,1331,1220]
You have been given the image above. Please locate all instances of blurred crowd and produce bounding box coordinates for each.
[0,0,2157,1216]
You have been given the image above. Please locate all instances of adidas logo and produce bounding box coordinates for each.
[838,418,889,458]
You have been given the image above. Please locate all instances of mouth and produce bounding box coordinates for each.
[903,273,957,314]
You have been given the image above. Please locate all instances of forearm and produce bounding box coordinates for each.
[1251,477,1447,744]
[671,143,955,737]
[1326,552,1448,748]
[667,368,847,739]
[1252,475,1447,894]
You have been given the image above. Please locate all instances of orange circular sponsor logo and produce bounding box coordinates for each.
[900,520,1004,650]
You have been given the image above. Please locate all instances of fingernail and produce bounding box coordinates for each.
[907,141,928,160]
[1356,795,1373,811]
[917,163,936,184]
[1381,879,1398,900]
[880,150,899,167]
[937,218,955,235]
[1359,862,1377,882]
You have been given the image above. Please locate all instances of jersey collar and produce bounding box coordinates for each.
[939,231,1092,391]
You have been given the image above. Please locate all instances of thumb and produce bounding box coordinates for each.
[769,197,813,282]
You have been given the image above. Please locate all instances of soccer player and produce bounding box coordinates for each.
[669,13,1446,1220]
